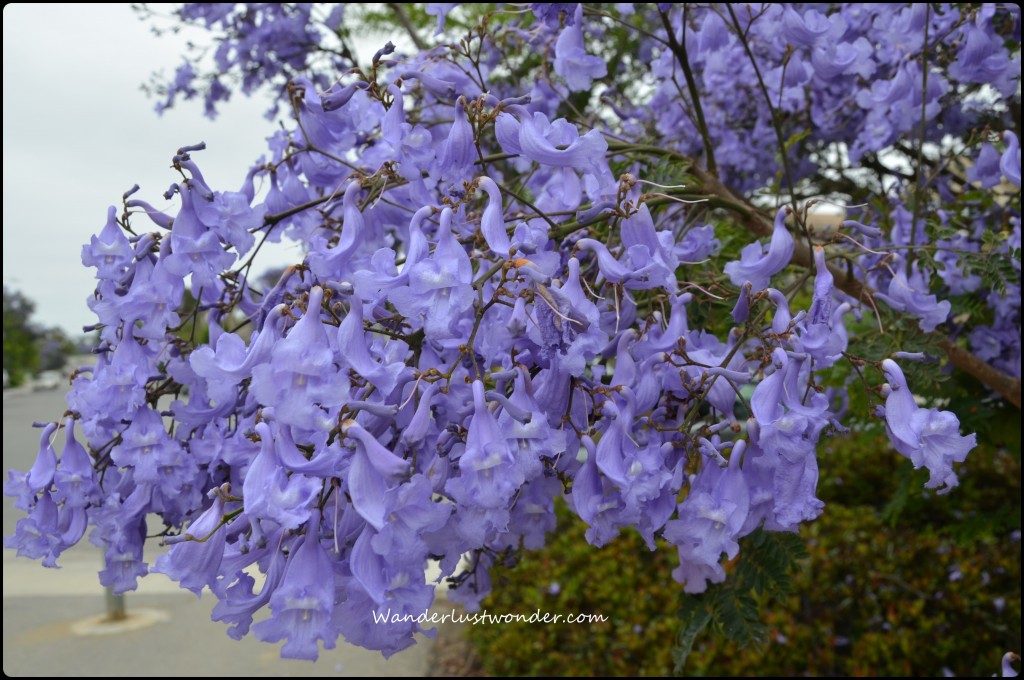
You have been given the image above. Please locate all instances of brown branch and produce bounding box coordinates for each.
[938,340,1021,409]
[658,7,718,177]
[387,3,428,52]
[685,162,1021,409]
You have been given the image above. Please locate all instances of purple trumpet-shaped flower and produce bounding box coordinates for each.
[211,525,289,638]
[162,182,236,290]
[497,368,566,478]
[533,3,578,26]
[370,472,451,563]
[570,435,626,547]
[425,3,459,34]
[438,99,474,181]
[881,359,977,493]
[308,182,366,279]
[665,440,750,594]
[53,418,100,509]
[4,423,58,510]
[596,389,680,548]
[346,421,411,530]
[575,238,633,283]
[154,487,229,596]
[400,70,457,100]
[81,206,134,280]
[967,143,1004,188]
[618,204,679,291]
[476,177,512,256]
[724,207,794,291]
[242,423,321,530]
[4,490,58,567]
[125,241,185,341]
[353,205,432,299]
[321,81,363,112]
[191,304,287,405]
[389,208,474,341]
[445,381,522,542]
[795,247,846,367]
[531,258,606,378]
[554,4,606,91]
[503,109,609,176]
[875,259,950,332]
[782,7,841,47]
[1001,131,1021,188]
[336,297,407,396]
[110,407,191,493]
[498,475,563,551]
[253,512,338,660]
[250,287,349,431]
[748,348,828,528]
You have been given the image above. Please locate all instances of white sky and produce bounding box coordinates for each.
[2,4,304,335]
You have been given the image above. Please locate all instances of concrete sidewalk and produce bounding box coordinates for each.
[3,382,438,677]
[3,547,436,677]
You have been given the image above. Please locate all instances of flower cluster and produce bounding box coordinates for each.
[8,2,1018,661]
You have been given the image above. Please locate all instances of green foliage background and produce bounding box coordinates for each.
[3,286,41,386]
[466,434,1021,677]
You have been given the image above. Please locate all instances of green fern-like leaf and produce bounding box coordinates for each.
[673,530,809,674]
[673,594,715,675]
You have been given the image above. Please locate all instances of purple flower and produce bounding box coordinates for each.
[507,110,608,176]
[532,3,578,26]
[53,418,100,509]
[782,7,842,47]
[438,99,474,181]
[81,207,134,280]
[389,208,474,341]
[110,407,191,492]
[1001,132,1021,188]
[570,435,625,547]
[665,440,749,594]
[100,541,150,594]
[425,4,459,34]
[967,143,1003,188]
[445,381,522,511]
[529,258,606,377]
[476,177,512,256]
[724,207,794,291]
[308,182,367,280]
[875,260,951,333]
[154,488,228,595]
[336,297,408,396]
[346,421,411,530]
[795,247,846,367]
[253,513,338,660]
[162,183,237,290]
[242,423,320,530]
[881,359,977,493]
[250,287,349,431]
[748,349,828,529]
[554,4,607,92]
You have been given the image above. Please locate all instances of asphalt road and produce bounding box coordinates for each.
[2,387,435,677]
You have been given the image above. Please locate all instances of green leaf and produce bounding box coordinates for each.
[674,594,715,675]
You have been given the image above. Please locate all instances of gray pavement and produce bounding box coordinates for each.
[3,388,437,677]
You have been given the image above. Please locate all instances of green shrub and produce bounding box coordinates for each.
[466,435,1021,676]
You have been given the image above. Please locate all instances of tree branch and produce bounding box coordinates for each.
[658,7,718,177]
[692,164,1021,407]
[607,141,1022,408]
[387,3,428,52]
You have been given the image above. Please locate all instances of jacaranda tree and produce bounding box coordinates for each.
[5,2,1020,663]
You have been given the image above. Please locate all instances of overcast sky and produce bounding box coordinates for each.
[2,4,308,335]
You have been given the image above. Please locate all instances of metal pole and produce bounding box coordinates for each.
[104,585,127,621]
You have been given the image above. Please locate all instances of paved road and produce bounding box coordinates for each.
[3,388,435,677]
